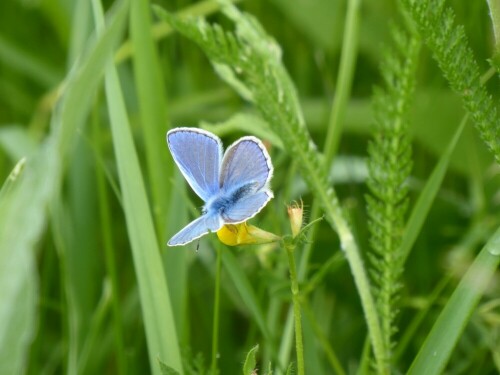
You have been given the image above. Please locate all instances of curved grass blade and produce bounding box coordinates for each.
[401,116,468,262]
[91,0,182,373]
[129,0,188,336]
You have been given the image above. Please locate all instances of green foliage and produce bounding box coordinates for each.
[401,0,500,164]
[0,2,128,373]
[366,28,419,368]
[1,0,499,374]
[155,3,386,372]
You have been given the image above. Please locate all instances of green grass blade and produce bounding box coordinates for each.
[408,226,500,375]
[91,1,182,373]
[129,0,171,242]
[401,116,468,262]
[129,0,188,335]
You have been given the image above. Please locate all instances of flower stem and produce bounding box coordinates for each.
[211,245,222,375]
[285,242,305,375]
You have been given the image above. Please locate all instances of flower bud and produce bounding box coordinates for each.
[287,200,304,238]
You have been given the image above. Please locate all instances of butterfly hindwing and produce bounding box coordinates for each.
[167,128,223,202]
[220,137,273,194]
[221,190,273,223]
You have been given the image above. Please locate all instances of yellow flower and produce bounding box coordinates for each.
[287,200,304,238]
[217,222,280,246]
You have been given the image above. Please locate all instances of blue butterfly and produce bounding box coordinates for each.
[166,127,274,246]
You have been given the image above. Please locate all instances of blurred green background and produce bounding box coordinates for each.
[0,0,499,374]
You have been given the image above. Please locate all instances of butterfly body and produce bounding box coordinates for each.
[166,128,273,246]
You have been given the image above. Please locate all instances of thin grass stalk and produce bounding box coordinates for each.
[299,0,362,281]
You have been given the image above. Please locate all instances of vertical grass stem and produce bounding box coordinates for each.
[211,246,223,375]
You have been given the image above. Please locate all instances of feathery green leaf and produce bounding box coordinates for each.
[401,0,500,163]
[366,27,420,369]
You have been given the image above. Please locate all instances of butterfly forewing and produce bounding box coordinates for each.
[168,213,222,246]
[167,128,223,202]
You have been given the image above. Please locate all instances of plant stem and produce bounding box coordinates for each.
[277,0,364,369]
[299,0,362,282]
[324,0,362,163]
[211,246,222,375]
[285,242,305,375]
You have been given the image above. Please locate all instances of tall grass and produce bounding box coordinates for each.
[0,0,499,374]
